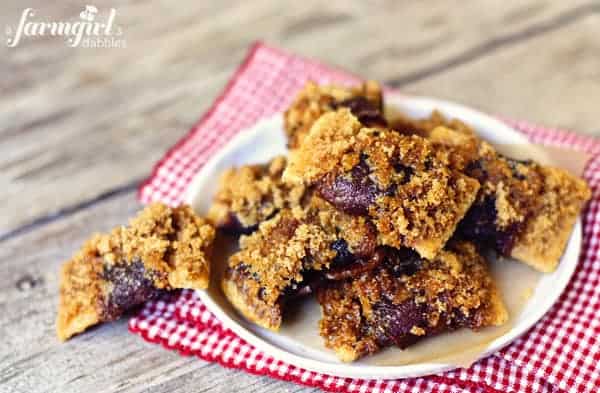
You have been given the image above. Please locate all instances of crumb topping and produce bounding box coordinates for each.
[284,81,384,148]
[510,166,591,270]
[515,166,590,251]
[397,111,591,268]
[56,203,215,340]
[389,109,476,137]
[102,203,215,289]
[226,194,378,308]
[468,142,544,232]
[284,109,480,258]
[317,241,507,361]
[228,209,335,306]
[208,156,305,233]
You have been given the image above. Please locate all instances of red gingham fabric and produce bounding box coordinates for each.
[133,42,600,393]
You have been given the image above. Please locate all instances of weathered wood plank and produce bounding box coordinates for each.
[402,10,600,135]
[1,0,598,234]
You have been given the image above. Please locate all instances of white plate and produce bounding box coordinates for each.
[185,95,581,379]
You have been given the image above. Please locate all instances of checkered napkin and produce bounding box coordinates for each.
[133,42,600,393]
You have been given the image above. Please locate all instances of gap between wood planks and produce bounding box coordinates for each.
[1,2,598,245]
[385,2,600,87]
[0,178,142,243]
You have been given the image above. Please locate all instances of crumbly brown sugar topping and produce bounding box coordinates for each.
[317,241,507,361]
[226,194,378,307]
[284,81,384,148]
[284,109,480,258]
[57,203,215,340]
[116,203,215,288]
[510,166,591,271]
[228,209,335,306]
[390,110,591,268]
[389,109,476,137]
[208,156,305,234]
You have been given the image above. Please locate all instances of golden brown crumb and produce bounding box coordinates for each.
[415,117,591,270]
[208,156,305,234]
[222,207,335,331]
[317,241,508,361]
[222,194,378,330]
[388,109,476,137]
[510,166,591,271]
[284,109,480,259]
[284,81,384,148]
[56,203,215,341]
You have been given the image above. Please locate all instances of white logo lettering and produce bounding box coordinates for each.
[6,6,125,48]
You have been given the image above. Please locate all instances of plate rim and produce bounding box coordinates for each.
[183,94,581,379]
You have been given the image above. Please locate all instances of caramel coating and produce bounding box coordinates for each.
[318,241,508,361]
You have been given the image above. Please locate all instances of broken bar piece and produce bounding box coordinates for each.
[423,121,591,272]
[221,194,380,331]
[208,156,305,235]
[56,203,215,341]
[284,109,480,260]
[317,241,507,361]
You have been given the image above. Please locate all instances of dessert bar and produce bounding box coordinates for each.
[419,120,591,272]
[208,156,305,235]
[317,241,508,361]
[500,165,590,271]
[57,203,215,340]
[284,109,480,260]
[222,195,380,331]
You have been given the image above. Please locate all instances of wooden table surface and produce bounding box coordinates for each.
[1,1,599,392]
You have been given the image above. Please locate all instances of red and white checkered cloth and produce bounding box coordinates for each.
[132,42,600,393]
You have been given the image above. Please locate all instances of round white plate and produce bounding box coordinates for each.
[185,94,581,379]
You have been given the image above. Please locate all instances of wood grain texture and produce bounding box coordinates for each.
[2,0,600,234]
[1,1,599,392]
